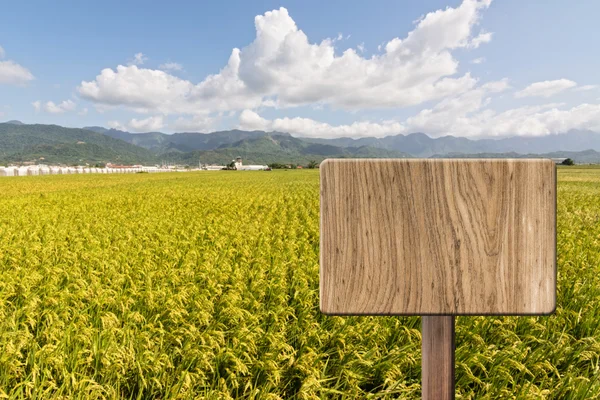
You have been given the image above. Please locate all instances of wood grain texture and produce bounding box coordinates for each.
[422,316,455,400]
[320,159,556,315]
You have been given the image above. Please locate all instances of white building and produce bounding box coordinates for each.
[0,163,202,177]
[233,157,268,171]
[26,166,39,176]
[17,166,30,176]
[0,167,16,176]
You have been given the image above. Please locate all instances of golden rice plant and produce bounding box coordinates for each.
[0,168,598,398]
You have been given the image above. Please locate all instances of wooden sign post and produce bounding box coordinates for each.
[320,159,556,399]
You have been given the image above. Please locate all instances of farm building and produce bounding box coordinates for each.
[234,157,268,171]
[0,167,16,176]
[201,164,226,170]
[1,163,191,177]
[27,167,39,176]
[16,166,27,176]
[3,167,15,176]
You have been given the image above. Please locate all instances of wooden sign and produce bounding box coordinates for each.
[319,159,556,398]
[320,159,556,316]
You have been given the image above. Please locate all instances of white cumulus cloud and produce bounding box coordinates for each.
[108,116,164,132]
[515,79,577,98]
[0,61,35,85]
[467,31,492,48]
[159,62,183,72]
[239,75,600,139]
[0,44,34,85]
[573,85,598,92]
[45,100,77,114]
[128,52,148,66]
[240,101,600,139]
[78,0,493,115]
[238,109,406,138]
[32,99,77,114]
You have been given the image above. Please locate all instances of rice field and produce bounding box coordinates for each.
[0,167,599,399]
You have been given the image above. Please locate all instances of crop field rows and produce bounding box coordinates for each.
[0,168,600,399]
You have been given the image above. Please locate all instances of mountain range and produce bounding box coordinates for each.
[2,120,600,165]
[0,122,157,165]
[304,130,600,158]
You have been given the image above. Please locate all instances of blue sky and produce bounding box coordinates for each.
[1,0,599,138]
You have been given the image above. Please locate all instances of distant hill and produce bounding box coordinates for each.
[0,123,158,165]
[86,125,600,160]
[430,149,600,164]
[305,130,600,157]
[167,133,412,165]
[3,122,600,166]
[85,126,271,153]
[83,127,411,164]
[4,120,24,125]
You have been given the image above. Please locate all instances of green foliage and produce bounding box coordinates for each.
[168,134,412,166]
[0,169,599,398]
[89,127,268,153]
[268,163,288,169]
[0,123,158,165]
[562,158,575,166]
[92,125,600,160]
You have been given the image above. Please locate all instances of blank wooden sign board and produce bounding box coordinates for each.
[320,159,556,399]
